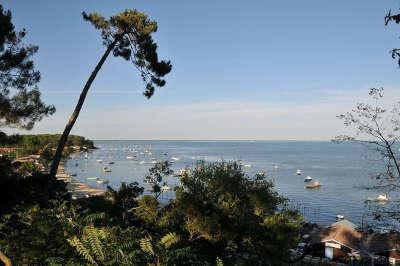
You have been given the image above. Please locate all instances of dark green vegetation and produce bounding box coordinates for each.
[0,160,301,265]
[49,9,172,178]
[0,5,54,130]
[0,133,94,160]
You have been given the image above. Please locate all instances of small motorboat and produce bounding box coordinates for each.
[256,171,266,178]
[151,160,157,164]
[375,194,389,202]
[336,214,345,221]
[97,179,109,184]
[96,159,103,163]
[171,157,180,161]
[296,169,302,175]
[304,176,313,182]
[70,173,77,177]
[305,181,321,189]
[273,164,279,170]
[144,178,155,184]
[162,185,171,192]
[109,162,115,165]
[103,167,112,173]
[86,177,99,180]
[139,161,145,165]
[244,164,252,168]
[126,156,134,160]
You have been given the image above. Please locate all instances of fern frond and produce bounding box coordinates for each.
[86,226,105,261]
[216,256,223,266]
[120,240,136,250]
[83,212,106,224]
[67,236,97,265]
[160,232,180,248]
[140,236,154,256]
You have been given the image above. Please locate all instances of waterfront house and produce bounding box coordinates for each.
[308,220,400,265]
[366,232,400,265]
[308,219,364,263]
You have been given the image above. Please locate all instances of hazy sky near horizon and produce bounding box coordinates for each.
[3,0,400,140]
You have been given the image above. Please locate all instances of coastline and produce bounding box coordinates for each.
[56,157,105,198]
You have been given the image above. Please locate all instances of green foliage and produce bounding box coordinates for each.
[144,160,173,199]
[14,161,41,176]
[0,4,55,129]
[134,195,159,227]
[164,161,301,265]
[0,160,301,265]
[82,9,172,98]
[0,203,75,265]
[0,156,68,214]
[0,133,95,161]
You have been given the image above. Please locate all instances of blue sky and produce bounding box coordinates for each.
[3,0,400,140]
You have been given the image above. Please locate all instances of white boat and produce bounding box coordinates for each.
[296,169,302,175]
[151,160,157,164]
[96,159,103,163]
[162,185,171,192]
[244,164,252,168]
[375,194,389,202]
[256,171,266,177]
[171,157,180,161]
[273,164,279,170]
[304,176,313,182]
[139,161,145,165]
[336,214,345,221]
[97,179,109,184]
[126,156,134,160]
[305,180,321,189]
[86,177,99,180]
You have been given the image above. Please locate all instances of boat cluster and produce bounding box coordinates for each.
[296,169,321,189]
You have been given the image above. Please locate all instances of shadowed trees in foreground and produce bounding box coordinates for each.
[49,9,172,178]
[0,161,301,265]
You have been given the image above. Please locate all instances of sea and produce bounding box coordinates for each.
[65,140,399,229]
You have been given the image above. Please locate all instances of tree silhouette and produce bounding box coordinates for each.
[335,88,400,178]
[0,4,55,130]
[49,10,172,178]
[385,7,400,67]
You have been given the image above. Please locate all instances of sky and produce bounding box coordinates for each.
[3,0,400,140]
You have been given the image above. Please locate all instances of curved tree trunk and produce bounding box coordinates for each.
[0,251,12,266]
[49,37,120,179]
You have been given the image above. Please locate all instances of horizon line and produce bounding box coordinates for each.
[90,139,335,142]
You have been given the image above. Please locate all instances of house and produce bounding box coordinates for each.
[366,232,400,265]
[320,222,363,261]
[308,220,400,265]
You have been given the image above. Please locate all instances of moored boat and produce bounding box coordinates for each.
[305,180,321,189]
[304,176,313,182]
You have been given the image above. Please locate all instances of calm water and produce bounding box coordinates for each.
[65,140,396,227]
